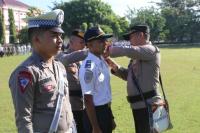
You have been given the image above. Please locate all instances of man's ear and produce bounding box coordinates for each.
[139,32,144,37]
[33,35,41,44]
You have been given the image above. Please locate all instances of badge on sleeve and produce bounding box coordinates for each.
[18,71,32,93]
[98,72,105,82]
[84,70,93,83]
[85,60,91,68]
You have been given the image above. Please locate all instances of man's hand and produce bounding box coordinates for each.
[104,57,119,72]
[67,65,78,74]
[103,45,111,58]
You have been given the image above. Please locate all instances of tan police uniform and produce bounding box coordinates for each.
[109,24,161,133]
[9,52,73,133]
[56,49,88,69]
[55,31,88,132]
[109,42,161,109]
[62,48,85,133]
[9,9,74,133]
[61,48,84,111]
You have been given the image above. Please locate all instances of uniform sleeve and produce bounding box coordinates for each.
[111,66,128,81]
[109,44,158,61]
[79,63,96,95]
[9,67,35,133]
[56,49,88,66]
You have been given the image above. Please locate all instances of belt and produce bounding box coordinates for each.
[127,90,157,103]
[35,130,71,133]
[95,104,109,110]
[69,90,82,97]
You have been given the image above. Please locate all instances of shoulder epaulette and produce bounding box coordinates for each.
[154,46,160,53]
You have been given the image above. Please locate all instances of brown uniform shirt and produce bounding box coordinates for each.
[9,52,73,133]
[56,49,88,111]
[110,42,161,109]
[61,49,87,111]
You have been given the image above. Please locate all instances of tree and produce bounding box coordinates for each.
[27,6,43,17]
[159,0,200,42]
[80,22,88,32]
[126,7,166,41]
[18,27,28,44]
[8,9,17,43]
[53,0,129,38]
[17,7,43,44]
[100,24,113,34]
[0,9,5,44]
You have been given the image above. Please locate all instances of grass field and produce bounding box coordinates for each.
[0,46,200,133]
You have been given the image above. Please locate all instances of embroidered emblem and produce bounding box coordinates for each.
[43,85,53,92]
[98,72,104,82]
[84,70,93,83]
[56,10,64,25]
[85,60,91,68]
[18,71,32,93]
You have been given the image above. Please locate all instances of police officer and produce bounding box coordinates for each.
[106,25,161,133]
[79,26,114,133]
[60,29,86,133]
[9,9,75,133]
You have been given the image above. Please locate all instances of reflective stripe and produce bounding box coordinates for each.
[49,75,65,133]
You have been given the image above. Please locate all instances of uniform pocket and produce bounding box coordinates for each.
[37,81,57,107]
[39,82,56,94]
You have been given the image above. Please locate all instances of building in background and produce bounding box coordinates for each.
[0,0,29,43]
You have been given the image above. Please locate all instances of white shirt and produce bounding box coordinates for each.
[0,46,3,52]
[79,52,112,106]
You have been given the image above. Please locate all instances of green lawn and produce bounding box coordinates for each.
[0,47,200,133]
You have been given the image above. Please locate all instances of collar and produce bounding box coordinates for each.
[31,51,57,68]
[88,52,103,65]
[31,51,44,63]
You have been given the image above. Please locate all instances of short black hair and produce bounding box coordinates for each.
[28,28,48,43]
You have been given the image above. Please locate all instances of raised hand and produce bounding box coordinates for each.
[104,57,119,72]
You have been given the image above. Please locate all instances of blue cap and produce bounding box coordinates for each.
[27,9,64,33]
[84,26,113,43]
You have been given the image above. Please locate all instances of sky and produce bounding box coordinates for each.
[19,0,161,17]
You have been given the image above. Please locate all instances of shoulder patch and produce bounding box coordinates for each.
[85,60,91,68]
[154,46,160,53]
[18,71,32,93]
[84,70,93,83]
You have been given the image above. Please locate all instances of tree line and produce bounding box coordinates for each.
[0,0,199,44]
[0,8,17,44]
[127,0,200,43]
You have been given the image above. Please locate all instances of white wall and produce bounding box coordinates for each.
[2,5,28,43]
